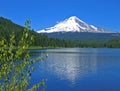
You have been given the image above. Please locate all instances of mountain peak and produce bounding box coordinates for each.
[68,16,84,22]
[68,16,78,20]
[37,16,113,33]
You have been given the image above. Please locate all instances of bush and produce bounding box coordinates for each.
[0,19,46,91]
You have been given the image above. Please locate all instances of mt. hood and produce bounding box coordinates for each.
[37,16,113,33]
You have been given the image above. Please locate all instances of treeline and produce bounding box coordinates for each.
[105,37,120,48]
[0,16,120,48]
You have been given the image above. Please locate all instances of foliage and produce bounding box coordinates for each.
[0,19,46,91]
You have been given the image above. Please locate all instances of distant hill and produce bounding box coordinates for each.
[0,16,47,46]
[0,17,24,39]
[44,32,120,43]
[0,17,23,31]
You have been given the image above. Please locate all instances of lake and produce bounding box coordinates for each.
[28,48,120,91]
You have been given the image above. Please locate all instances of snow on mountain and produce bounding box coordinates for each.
[37,16,113,33]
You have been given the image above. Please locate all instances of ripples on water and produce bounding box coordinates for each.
[29,48,120,91]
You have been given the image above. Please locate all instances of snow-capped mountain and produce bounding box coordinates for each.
[37,16,113,33]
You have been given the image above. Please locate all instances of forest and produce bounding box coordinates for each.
[0,16,120,48]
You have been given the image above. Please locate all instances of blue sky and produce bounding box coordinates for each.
[0,0,120,32]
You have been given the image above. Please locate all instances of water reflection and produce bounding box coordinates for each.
[30,48,120,91]
[40,48,98,84]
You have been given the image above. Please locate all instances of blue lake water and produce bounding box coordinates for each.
[29,48,120,91]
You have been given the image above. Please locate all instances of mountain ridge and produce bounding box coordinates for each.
[37,16,114,33]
